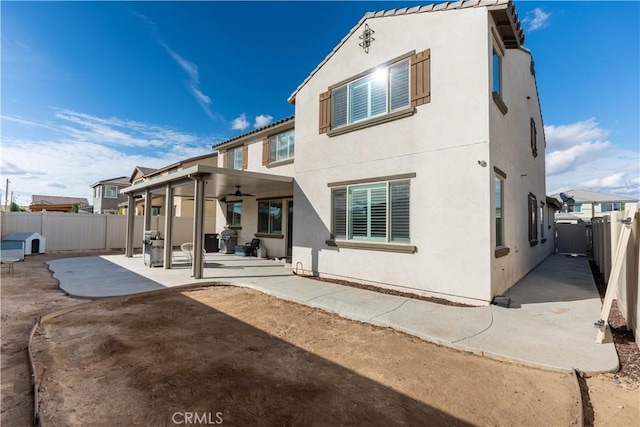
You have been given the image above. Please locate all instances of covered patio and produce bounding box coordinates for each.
[120,165,293,279]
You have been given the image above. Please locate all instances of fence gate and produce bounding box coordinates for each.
[556,223,591,254]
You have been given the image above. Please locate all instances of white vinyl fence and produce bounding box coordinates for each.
[0,211,202,251]
[592,205,639,347]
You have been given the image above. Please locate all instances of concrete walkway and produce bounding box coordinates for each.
[47,253,618,374]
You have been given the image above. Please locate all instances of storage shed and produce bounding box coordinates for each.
[3,232,46,255]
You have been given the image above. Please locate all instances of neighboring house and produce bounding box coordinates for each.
[550,189,638,223]
[124,154,219,219]
[123,0,552,305]
[30,195,90,213]
[90,176,130,214]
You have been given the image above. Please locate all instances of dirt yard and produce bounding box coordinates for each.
[2,254,639,426]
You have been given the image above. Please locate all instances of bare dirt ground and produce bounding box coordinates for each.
[1,253,638,426]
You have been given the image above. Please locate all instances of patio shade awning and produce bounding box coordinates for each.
[120,165,294,198]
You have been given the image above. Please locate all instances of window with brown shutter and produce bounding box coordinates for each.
[262,138,269,165]
[242,145,248,170]
[410,49,430,107]
[319,91,331,134]
[222,152,229,168]
[530,118,538,158]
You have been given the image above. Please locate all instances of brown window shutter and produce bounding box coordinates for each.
[319,91,331,134]
[411,49,431,107]
[222,152,229,168]
[242,145,248,170]
[262,138,269,165]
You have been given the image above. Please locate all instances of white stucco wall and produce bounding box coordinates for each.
[292,8,497,304]
[488,20,548,295]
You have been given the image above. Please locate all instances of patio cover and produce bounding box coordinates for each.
[120,165,293,279]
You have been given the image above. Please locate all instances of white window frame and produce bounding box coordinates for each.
[332,59,410,129]
[495,175,505,248]
[228,147,243,170]
[602,202,622,212]
[269,130,295,163]
[104,185,118,199]
[332,180,410,243]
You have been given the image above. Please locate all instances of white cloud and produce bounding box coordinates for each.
[231,114,250,131]
[546,140,610,175]
[0,110,221,202]
[254,114,273,129]
[545,118,640,199]
[523,8,551,32]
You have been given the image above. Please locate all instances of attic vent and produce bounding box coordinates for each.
[359,24,375,53]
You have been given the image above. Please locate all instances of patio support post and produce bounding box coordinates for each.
[192,176,205,279]
[144,189,152,234]
[163,184,174,269]
[125,193,136,257]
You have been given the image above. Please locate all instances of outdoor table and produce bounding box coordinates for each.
[1,258,20,276]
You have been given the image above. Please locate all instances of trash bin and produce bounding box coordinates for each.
[204,233,219,252]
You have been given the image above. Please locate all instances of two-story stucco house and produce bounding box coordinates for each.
[122,0,554,305]
[90,177,130,214]
[283,0,552,304]
[550,189,638,223]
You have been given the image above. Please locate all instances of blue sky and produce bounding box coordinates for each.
[1,1,639,206]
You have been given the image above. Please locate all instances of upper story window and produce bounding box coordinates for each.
[568,204,582,213]
[228,146,244,170]
[263,130,294,165]
[530,118,538,158]
[492,48,502,96]
[602,202,622,212]
[332,60,409,128]
[492,44,508,115]
[105,185,118,198]
[319,49,430,136]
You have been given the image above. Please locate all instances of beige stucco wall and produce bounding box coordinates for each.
[292,8,497,304]
[488,29,549,296]
[213,125,296,258]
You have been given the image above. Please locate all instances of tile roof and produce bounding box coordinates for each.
[287,0,520,104]
[137,167,158,176]
[30,195,90,206]
[550,189,638,204]
[212,115,295,150]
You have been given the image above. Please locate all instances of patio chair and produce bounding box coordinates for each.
[180,242,194,264]
[242,238,260,257]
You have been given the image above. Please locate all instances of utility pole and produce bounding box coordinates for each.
[4,179,9,211]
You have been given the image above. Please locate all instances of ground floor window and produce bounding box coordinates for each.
[528,193,538,244]
[495,176,504,247]
[226,202,242,227]
[332,180,410,243]
[258,200,283,234]
[540,202,545,240]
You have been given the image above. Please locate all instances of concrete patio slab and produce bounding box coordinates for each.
[46,253,619,373]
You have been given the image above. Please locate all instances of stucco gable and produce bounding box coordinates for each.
[287,0,522,104]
